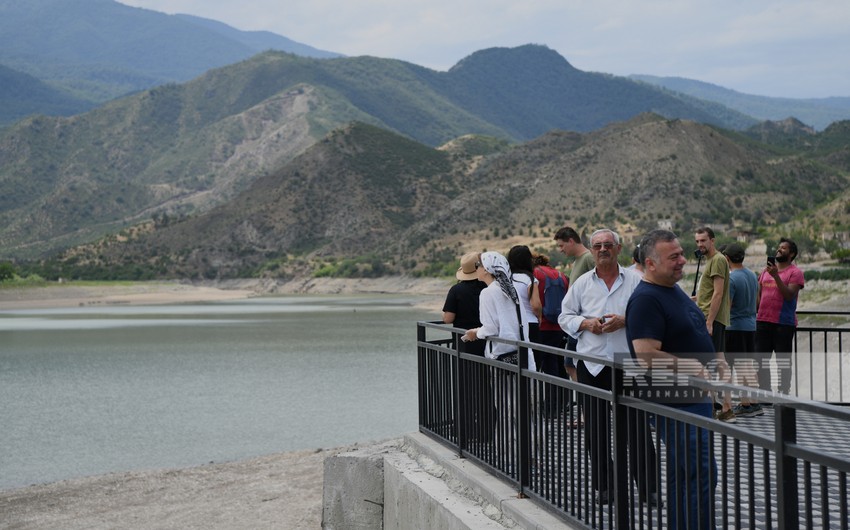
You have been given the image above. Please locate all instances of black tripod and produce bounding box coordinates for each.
[691,249,704,296]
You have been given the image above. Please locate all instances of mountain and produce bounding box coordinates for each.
[0,63,95,127]
[0,46,767,259]
[631,75,850,131]
[744,118,850,173]
[0,0,341,105]
[44,117,850,281]
[432,46,757,137]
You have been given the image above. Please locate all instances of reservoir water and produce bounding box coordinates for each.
[0,295,439,490]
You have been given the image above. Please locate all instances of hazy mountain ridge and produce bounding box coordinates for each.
[2,0,845,136]
[435,46,758,136]
[51,116,850,281]
[172,14,341,59]
[0,0,341,124]
[0,64,95,126]
[631,75,850,131]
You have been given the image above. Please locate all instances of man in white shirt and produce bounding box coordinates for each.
[559,229,659,506]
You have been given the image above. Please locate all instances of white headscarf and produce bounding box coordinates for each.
[480,251,518,305]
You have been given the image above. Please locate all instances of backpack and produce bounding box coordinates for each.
[542,272,567,323]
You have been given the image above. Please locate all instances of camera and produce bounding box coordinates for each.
[694,249,703,259]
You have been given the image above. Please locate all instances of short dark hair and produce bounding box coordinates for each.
[780,237,798,261]
[554,226,581,244]
[695,226,716,239]
[639,230,679,264]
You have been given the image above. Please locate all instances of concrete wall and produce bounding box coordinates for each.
[322,433,578,529]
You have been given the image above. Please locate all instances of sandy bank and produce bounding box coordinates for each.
[0,442,376,529]
[0,276,452,312]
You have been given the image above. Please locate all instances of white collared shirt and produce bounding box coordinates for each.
[476,282,529,360]
[558,266,642,377]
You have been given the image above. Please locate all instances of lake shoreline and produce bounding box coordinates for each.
[0,276,451,312]
[1,275,846,313]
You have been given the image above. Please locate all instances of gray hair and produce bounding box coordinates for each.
[590,229,620,245]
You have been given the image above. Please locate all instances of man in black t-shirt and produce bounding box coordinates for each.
[626,230,719,530]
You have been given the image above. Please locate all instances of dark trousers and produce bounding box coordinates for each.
[460,358,495,444]
[535,329,568,417]
[755,321,796,393]
[577,362,658,495]
[710,321,726,354]
[726,330,757,387]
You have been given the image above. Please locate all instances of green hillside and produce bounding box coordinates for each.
[37,116,850,281]
[2,46,769,259]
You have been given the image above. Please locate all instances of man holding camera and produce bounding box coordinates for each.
[756,238,805,394]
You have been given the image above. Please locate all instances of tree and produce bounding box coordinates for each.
[0,262,16,282]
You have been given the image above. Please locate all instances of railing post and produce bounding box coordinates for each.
[775,404,799,530]
[517,342,530,496]
[455,332,465,456]
[417,322,425,431]
[612,365,629,530]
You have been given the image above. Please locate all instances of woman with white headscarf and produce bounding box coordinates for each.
[462,251,529,361]
[462,251,530,462]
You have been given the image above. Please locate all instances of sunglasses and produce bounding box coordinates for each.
[591,242,616,250]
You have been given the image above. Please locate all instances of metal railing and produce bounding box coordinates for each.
[417,319,850,529]
[794,311,850,402]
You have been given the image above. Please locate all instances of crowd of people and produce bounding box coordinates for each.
[442,226,805,529]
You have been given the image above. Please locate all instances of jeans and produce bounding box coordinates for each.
[657,401,717,530]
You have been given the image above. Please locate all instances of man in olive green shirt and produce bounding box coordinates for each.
[554,225,593,384]
[555,226,594,286]
[695,226,733,421]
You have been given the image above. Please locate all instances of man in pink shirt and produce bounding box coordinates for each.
[755,238,805,395]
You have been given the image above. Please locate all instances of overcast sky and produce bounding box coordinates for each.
[118,0,849,99]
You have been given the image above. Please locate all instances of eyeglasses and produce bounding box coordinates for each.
[591,242,616,250]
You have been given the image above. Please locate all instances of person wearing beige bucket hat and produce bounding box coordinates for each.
[442,252,486,356]
[444,252,493,442]
[455,252,479,281]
